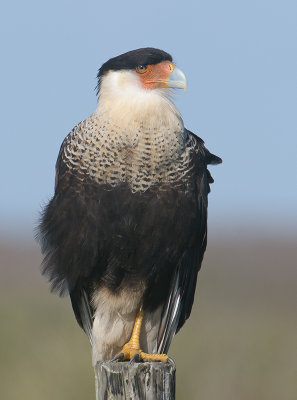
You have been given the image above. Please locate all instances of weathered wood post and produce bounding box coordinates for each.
[94,359,176,400]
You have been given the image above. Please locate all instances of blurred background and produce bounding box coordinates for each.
[1,1,296,399]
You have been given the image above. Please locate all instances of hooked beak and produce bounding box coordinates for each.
[137,61,187,91]
[165,65,187,90]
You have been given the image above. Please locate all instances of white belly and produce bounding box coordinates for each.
[91,287,162,365]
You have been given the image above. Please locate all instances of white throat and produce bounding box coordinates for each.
[95,70,183,129]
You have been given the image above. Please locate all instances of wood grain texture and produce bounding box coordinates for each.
[95,360,176,400]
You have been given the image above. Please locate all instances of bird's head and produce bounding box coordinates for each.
[97,47,187,94]
[95,48,187,125]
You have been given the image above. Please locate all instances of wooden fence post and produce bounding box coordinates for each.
[94,359,176,400]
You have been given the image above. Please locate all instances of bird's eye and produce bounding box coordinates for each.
[136,65,148,74]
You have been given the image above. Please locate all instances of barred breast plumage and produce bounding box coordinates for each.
[59,110,198,193]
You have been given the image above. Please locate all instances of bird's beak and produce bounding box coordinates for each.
[165,65,187,90]
[138,61,187,91]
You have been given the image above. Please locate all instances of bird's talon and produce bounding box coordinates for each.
[111,352,124,362]
[130,353,141,364]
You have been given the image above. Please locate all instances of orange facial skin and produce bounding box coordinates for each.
[135,61,175,90]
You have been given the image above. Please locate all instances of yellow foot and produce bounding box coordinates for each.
[116,342,168,362]
[113,307,168,363]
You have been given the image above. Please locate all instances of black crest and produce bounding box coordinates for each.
[96,48,172,94]
[99,48,172,76]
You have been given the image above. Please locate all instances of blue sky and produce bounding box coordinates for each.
[1,0,296,240]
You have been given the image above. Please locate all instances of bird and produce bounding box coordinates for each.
[38,47,222,365]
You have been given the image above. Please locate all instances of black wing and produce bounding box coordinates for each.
[157,129,222,353]
[69,285,93,344]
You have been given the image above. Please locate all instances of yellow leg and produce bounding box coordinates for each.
[116,308,168,362]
